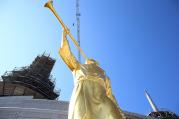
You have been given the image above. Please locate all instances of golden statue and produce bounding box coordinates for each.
[60,31,125,119]
[44,1,126,119]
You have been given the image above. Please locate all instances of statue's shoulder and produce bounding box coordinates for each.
[84,64,105,73]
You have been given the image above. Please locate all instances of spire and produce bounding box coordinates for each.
[145,90,159,112]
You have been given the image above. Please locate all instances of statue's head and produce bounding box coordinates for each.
[85,59,99,66]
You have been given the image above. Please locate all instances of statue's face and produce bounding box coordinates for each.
[86,60,95,64]
[85,59,99,66]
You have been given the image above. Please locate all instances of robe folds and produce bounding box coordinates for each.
[59,31,126,119]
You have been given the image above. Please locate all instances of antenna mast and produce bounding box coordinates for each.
[76,0,81,62]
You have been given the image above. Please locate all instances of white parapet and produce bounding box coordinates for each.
[0,96,147,119]
[0,96,68,119]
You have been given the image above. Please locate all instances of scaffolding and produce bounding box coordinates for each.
[145,91,179,119]
[147,111,179,119]
[0,54,59,100]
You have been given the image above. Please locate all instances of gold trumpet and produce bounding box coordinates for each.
[44,0,88,60]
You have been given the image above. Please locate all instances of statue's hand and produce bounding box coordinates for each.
[61,30,68,48]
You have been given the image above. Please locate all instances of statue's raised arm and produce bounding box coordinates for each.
[44,0,88,61]
[59,30,80,71]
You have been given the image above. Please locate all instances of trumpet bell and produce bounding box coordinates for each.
[44,0,53,8]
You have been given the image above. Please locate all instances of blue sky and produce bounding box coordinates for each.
[0,0,178,115]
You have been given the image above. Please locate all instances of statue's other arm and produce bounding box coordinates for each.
[59,30,80,71]
[105,77,119,106]
[105,77,126,119]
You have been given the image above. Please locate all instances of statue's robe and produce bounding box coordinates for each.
[59,31,125,119]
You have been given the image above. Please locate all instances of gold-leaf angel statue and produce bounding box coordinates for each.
[59,30,126,119]
[44,1,126,118]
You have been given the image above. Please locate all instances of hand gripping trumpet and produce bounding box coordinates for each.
[44,0,88,60]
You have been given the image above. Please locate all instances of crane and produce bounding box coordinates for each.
[76,0,81,62]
